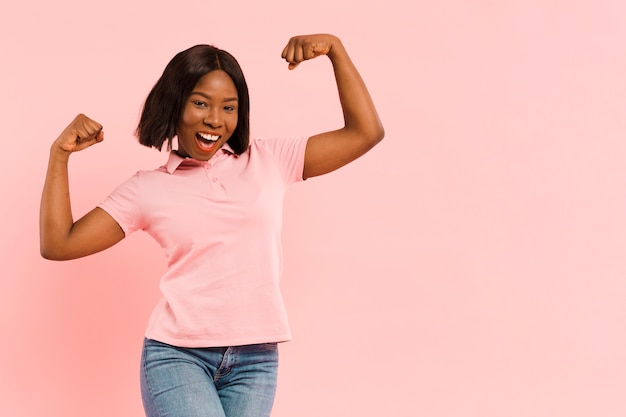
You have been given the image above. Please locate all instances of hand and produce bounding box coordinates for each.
[53,114,104,153]
[281,34,339,70]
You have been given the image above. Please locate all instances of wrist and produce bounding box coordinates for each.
[49,143,72,161]
[327,36,346,61]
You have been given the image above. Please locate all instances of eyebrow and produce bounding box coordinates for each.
[190,91,238,102]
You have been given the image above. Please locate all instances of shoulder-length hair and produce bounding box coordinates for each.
[136,44,250,155]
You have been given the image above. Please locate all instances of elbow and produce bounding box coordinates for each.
[40,237,55,260]
[353,125,384,154]
[374,124,385,144]
[368,123,385,148]
[40,243,69,261]
[347,117,384,148]
[40,240,52,260]
[40,247,61,261]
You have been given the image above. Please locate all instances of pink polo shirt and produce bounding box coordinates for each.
[98,136,308,347]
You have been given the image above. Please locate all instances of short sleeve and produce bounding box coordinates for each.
[97,172,144,236]
[253,136,308,184]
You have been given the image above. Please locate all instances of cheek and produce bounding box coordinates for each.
[229,113,239,130]
[180,106,202,127]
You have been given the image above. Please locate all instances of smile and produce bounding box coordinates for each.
[197,132,220,143]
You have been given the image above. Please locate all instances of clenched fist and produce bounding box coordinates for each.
[53,114,104,153]
[281,34,340,70]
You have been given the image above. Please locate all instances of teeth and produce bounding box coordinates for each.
[198,132,219,141]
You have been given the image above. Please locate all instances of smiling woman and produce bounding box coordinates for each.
[39,34,383,417]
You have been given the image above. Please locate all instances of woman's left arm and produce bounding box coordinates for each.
[282,34,385,179]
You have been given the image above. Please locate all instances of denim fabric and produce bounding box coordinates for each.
[140,338,279,417]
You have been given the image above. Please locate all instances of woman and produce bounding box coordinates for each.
[40,33,383,417]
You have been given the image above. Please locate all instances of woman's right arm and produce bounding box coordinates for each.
[40,114,125,260]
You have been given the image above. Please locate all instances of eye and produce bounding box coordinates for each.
[192,100,207,108]
[224,105,236,112]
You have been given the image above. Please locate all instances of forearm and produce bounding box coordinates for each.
[39,148,75,258]
[327,38,384,143]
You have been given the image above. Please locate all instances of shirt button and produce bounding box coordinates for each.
[212,177,218,182]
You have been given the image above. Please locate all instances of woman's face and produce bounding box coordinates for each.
[176,70,239,161]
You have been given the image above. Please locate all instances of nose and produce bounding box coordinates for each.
[203,107,222,128]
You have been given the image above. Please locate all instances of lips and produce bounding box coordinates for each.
[195,132,221,153]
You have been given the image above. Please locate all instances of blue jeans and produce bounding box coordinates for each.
[140,338,279,417]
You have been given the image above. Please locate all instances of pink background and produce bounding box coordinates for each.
[2,1,626,416]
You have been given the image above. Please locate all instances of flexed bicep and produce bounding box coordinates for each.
[40,114,123,260]
[281,35,384,179]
